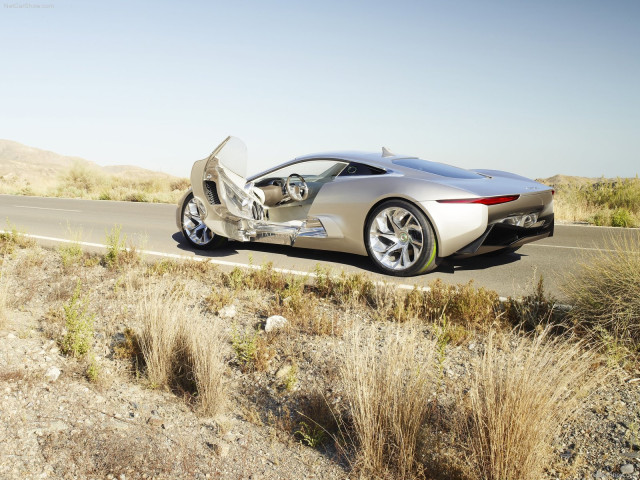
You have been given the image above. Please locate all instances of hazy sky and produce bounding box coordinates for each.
[1,0,638,179]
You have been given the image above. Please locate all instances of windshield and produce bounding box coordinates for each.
[392,158,482,179]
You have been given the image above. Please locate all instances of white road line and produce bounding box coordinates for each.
[5,231,430,293]
[526,243,631,253]
[14,205,82,213]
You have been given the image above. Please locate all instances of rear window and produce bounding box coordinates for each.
[392,158,482,179]
[338,162,386,177]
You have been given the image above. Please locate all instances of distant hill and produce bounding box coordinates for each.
[0,139,177,183]
[536,174,634,186]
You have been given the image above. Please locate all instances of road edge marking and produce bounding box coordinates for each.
[3,231,430,293]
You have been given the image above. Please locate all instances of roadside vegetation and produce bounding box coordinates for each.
[0,161,189,203]
[541,175,640,227]
[0,226,636,479]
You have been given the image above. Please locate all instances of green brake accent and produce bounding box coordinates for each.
[418,241,437,273]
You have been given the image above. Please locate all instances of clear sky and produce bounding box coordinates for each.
[1,0,638,179]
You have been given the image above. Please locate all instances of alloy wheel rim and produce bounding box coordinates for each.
[183,198,214,245]
[369,207,424,270]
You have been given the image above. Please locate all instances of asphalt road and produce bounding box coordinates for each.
[2,194,638,299]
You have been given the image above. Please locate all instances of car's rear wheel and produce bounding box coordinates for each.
[365,200,439,276]
[180,192,227,249]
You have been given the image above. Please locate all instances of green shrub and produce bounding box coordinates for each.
[611,208,637,228]
[60,283,95,358]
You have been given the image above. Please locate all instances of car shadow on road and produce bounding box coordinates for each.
[172,232,378,272]
[172,232,524,276]
[440,251,525,273]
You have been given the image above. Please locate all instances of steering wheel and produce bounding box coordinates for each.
[285,173,309,202]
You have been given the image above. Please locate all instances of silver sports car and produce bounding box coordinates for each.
[176,136,554,276]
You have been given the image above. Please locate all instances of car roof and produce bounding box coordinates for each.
[247,150,416,180]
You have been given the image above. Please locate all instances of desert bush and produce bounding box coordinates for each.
[62,161,103,193]
[548,177,640,226]
[339,323,438,478]
[563,234,640,349]
[170,178,191,191]
[461,330,608,480]
[60,282,95,358]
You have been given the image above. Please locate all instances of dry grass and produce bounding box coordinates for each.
[339,323,438,479]
[0,161,189,204]
[461,330,608,480]
[562,233,640,364]
[542,176,640,227]
[0,260,9,329]
[186,319,229,416]
[135,282,228,415]
[136,283,184,387]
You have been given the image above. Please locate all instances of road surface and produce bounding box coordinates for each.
[1,194,638,299]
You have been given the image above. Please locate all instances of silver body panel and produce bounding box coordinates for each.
[177,137,554,261]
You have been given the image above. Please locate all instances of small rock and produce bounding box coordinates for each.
[147,414,163,426]
[219,304,236,319]
[212,442,230,457]
[620,464,634,474]
[44,367,61,382]
[594,471,607,479]
[265,315,287,333]
[275,365,292,380]
[7,333,16,339]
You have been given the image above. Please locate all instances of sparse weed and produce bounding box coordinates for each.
[205,287,235,315]
[504,275,559,331]
[282,363,298,392]
[231,326,259,369]
[103,225,138,269]
[60,282,95,358]
[0,221,35,255]
[85,354,101,383]
[296,421,326,448]
[58,226,84,269]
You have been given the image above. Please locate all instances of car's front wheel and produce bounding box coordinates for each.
[180,192,227,249]
[365,200,439,276]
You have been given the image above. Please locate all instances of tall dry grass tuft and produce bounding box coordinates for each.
[563,233,640,348]
[186,319,228,416]
[135,282,228,415]
[339,323,438,478]
[463,330,608,480]
[0,260,10,329]
[136,284,184,387]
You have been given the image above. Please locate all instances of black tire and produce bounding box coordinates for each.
[180,192,227,249]
[365,199,439,276]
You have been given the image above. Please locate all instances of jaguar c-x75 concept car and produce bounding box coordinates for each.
[176,136,554,276]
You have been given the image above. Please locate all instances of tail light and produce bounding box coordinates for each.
[437,195,520,205]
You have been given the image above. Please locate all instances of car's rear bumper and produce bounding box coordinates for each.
[455,213,554,256]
